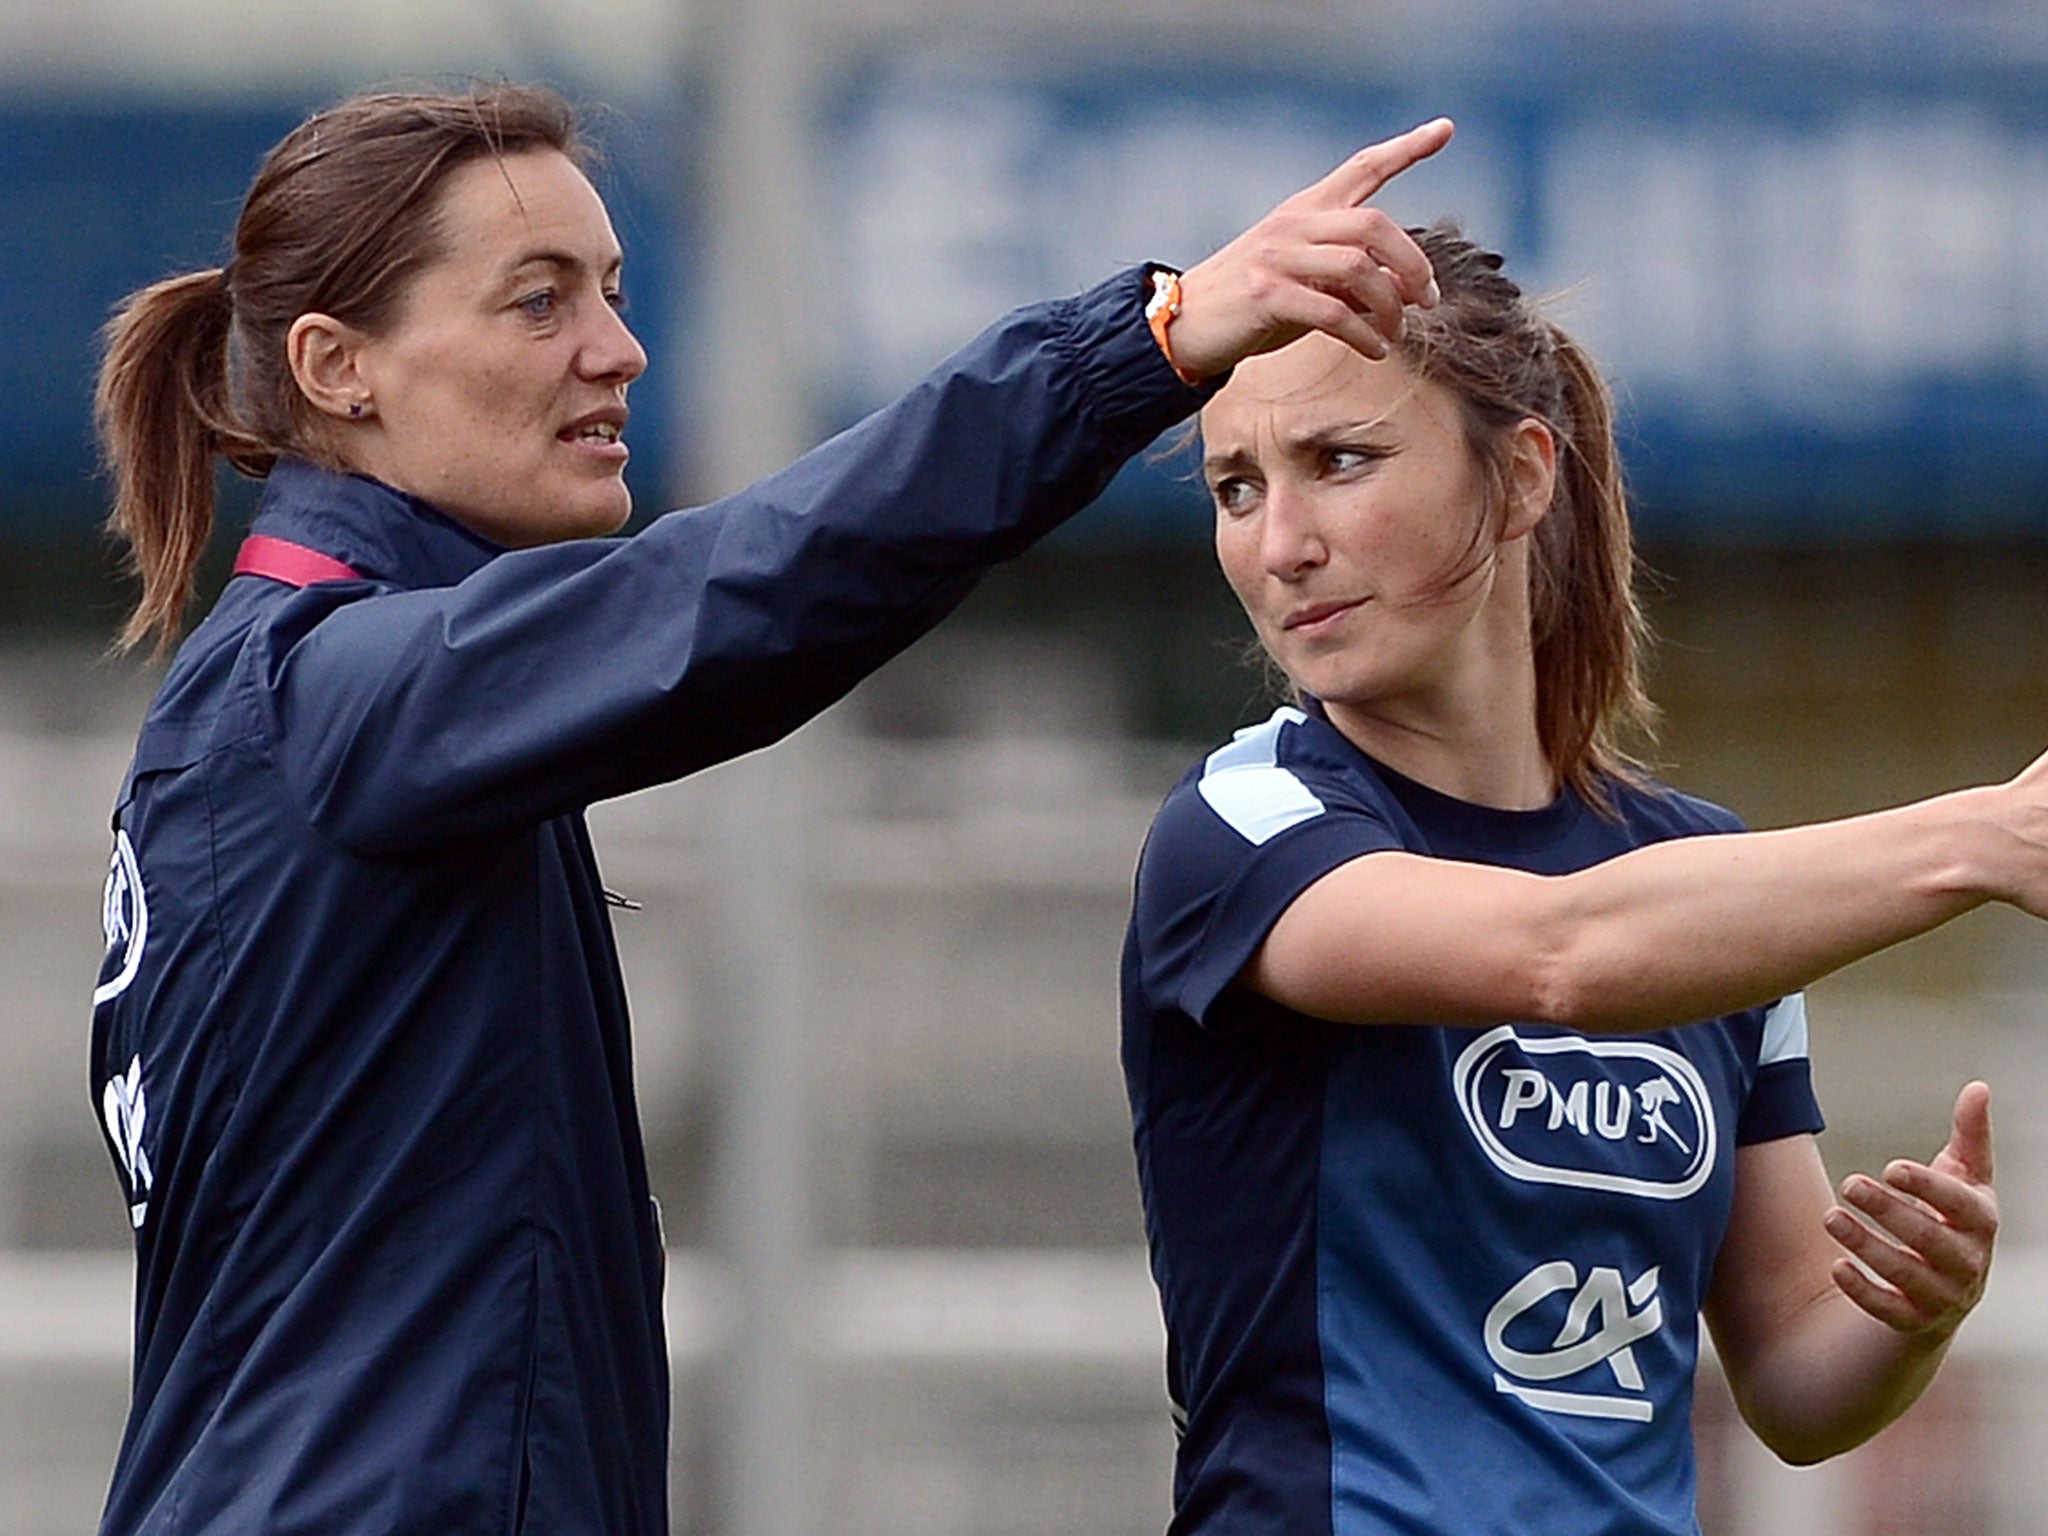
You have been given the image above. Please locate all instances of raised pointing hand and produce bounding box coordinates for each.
[1165,117,1456,381]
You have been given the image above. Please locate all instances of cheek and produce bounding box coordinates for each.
[1214,526,1263,613]
[405,338,551,433]
[464,364,551,435]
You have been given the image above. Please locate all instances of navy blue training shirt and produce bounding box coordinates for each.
[1122,706,1824,1535]
[90,266,1206,1536]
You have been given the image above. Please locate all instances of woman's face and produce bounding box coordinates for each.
[1203,333,1531,721]
[344,149,648,546]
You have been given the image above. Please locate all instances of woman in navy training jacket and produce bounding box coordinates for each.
[1123,225,2042,1533]
[88,83,1458,1536]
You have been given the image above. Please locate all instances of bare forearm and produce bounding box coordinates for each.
[1720,1290,1955,1465]
[1533,787,2000,1032]
[1709,1116,1996,1467]
[1258,783,2018,1032]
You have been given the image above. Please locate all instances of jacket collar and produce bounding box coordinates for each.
[246,458,505,590]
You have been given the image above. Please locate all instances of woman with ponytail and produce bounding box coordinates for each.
[88,80,1463,1536]
[1121,223,2047,1531]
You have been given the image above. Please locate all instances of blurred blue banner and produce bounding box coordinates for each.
[0,99,683,541]
[5,29,2046,544]
[819,48,2048,540]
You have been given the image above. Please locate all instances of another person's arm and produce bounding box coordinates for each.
[268,122,1456,856]
[1702,1084,1997,1463]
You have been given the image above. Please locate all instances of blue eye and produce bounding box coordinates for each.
[605,289,629,314]
[518,290,558,319]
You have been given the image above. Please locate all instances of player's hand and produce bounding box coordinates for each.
[1165,117,1454,381]
[1823,1080,1998,1340]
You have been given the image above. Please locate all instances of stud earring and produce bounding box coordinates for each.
[348,400,368,420]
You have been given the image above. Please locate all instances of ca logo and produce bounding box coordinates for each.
[102,1054,154,1230]
[1484,1260,1663,1422]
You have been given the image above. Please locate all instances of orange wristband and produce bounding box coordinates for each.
[1145,268,1203,387]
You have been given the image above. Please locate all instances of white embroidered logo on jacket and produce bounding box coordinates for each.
[103,1055,154,1229]
[96,829,148,1006]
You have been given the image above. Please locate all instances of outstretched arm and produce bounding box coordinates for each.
[1703,1083,1997,1464]
[1246,755,2048,1033]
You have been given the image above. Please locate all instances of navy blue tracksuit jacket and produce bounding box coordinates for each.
[89,266,1206,1535]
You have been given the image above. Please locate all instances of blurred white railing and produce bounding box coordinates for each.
[8,1244,2048,1536]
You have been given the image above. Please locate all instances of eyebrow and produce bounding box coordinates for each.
[1201,444,1258,479]
[1203,419,1395,476]
[502,247,625,284]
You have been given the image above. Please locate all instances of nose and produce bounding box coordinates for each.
[580,300,648,387]
[1259,480,1327,581]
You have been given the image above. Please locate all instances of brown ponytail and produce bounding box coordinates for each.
[1398,224,1656,813]
[1524,324,1657,804]
[94,82,586,654]
[97,269,250,653]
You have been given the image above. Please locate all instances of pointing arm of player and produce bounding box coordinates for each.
[1162,117,1455,379]
[1702,1083,1997,1463]
[1243,749,2048,1033]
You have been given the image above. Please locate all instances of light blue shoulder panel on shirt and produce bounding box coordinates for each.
[1196,707,1326,846]
[1759,992,1810,1066]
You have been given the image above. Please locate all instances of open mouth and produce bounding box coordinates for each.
[561,421,622,446]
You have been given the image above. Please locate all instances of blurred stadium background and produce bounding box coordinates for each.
[5,0,2048,1531]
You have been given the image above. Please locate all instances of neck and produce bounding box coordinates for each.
[1320,542,1554,810]
[1324,689,1555,810]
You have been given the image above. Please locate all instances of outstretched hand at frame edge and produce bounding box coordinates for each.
[1164,116,1456,382]
[1824,1080,1999,1341]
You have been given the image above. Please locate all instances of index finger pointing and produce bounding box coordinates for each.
[1312,118,1456,210]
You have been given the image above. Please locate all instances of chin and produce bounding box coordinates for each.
[518,486,634,546]
[582,479,635,536]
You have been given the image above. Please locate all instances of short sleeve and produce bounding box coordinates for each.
[1131,717,1403,1030]
[1737,992,1826,1144]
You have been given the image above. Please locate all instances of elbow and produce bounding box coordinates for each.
[1724,1364,1902,1468]
[1504,874,1635,1032]
[1516,892,1697,1034]
[1517,927,1617,1033]
[1757,1431,1842,1469]
[1743,1414,1859,1469]
[1521,960,1586,1031]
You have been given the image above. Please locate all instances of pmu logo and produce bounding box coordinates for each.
[1451,1026,1716,1200]
[1486,1260,1663,1423]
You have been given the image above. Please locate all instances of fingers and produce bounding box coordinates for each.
[1165,119,1453,378]
[1273,224,1427,358]
[1822,1190,1982,1335]
[1835,1169,1995,1279]
[1823,1095,1999,1335]
[1936,1080,1994,1186]
[1829,1253,1944,1334]
[1294,125,1451,315]
[1314,118,1456,211]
